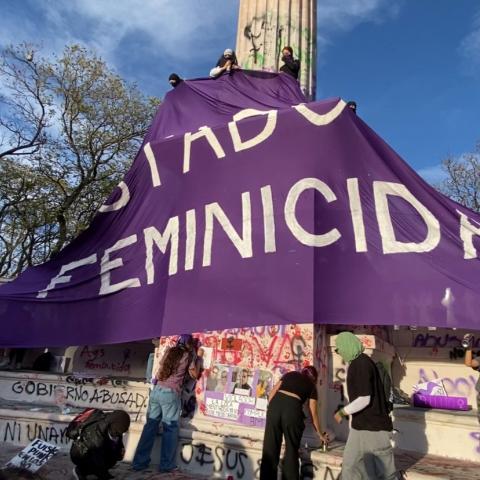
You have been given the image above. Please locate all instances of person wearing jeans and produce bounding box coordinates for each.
[132,334,198,473]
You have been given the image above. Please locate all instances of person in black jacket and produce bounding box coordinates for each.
[69,409,130,480]
[280,46,300,80]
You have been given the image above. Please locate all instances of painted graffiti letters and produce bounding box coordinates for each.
[80,346,105,362]
[9,379,147,411]
[470,431,480,453]
[413,333,480,350]
[2,420,70,447]
[418,368,477,397]
[180,442,249,479]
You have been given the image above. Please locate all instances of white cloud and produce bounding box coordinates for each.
[315,0,402,68]
[41,0,238,63]
[459,10,480,72]
[0,1,238,80]
[317,0,401,31]
[0,0,403,95]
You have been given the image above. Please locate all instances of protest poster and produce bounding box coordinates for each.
[6,439,59,472]
[203,364,271,427]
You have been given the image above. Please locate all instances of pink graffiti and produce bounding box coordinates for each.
[159,324,313,372]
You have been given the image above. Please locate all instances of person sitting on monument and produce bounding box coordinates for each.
[132,334,198,473]
[346,100,358,114]
[168,73,183,88]
[68,409,131,480]
[260,366,328,480]
[279,46,300,80]
[209,48,239,78]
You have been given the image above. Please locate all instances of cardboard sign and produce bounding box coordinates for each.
[6,439,59,472]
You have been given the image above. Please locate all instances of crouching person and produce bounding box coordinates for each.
[67,408,130,480]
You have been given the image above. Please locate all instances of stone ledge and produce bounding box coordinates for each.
[0,403,478,479]
[393,404,477,427]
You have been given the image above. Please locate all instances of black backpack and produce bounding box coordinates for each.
[66,408,106,441]
[375,361,393,413]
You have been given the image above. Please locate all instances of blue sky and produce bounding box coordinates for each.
[1,0,479,184]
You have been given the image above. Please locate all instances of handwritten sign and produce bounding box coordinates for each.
[204,391,266,427]
[6,439,59,472]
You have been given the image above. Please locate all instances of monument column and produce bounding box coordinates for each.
[236,0,317,100]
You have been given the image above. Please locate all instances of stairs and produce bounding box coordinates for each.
[0,370,478,479]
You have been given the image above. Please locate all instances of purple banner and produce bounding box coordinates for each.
[1,70,480,347]
[412,393,469,411]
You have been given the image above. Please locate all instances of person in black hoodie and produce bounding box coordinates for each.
[68,409,130,480]
[209,49,239,77]
[168,73,183,88]
[280,46,300,80]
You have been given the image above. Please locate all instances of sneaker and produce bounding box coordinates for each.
[72,467,87,480]
[131,464,149,472]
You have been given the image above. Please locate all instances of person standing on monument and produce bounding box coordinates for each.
[132,334,199,473]
[334,332,399,479]
[260,366,328,480]
[279,46,300,80]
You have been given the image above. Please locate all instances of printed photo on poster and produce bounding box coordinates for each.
[206,364,231,393]
[255,370,273,399]
[231,367,253,396]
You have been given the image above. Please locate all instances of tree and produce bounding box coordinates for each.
[438,143,480,213]
[0,43,160,277]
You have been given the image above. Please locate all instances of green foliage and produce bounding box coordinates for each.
[0,43,160,276]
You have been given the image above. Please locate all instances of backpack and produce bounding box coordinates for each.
[375,361,393,413]
[66,408,106,441]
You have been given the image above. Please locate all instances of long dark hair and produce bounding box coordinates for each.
[157,345,187,381]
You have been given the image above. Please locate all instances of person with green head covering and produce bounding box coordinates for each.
[335,331,365,363]
[334,332,399,479]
